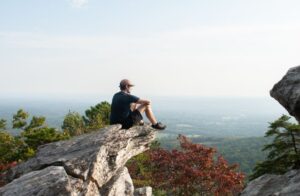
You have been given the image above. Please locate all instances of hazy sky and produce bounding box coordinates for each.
[0,0,300,99]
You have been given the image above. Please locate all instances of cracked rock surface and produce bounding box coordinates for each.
[0,124,156,196]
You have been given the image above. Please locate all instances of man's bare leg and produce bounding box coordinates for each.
[136,103,157,125]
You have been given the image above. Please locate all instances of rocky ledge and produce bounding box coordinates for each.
[0,124,156,196]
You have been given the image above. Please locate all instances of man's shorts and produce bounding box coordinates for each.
[122,110,143,129]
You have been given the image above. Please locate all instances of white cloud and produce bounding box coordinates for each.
[69,0,88,8]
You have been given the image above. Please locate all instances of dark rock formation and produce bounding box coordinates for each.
[0,124,156,196]
[241,170,300,196]
[270,65,300,122]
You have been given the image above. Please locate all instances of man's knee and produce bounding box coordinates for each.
[143,100,151,106]
[143,102,151,107]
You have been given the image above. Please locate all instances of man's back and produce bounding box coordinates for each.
[110,91,139,125]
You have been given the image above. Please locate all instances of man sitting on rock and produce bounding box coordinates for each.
[110,79,166,130]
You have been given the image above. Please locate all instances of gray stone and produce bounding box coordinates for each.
[0,166,73,196]
[241,170,300,196]
[134,186,153,196]
[270,65,300,122]
[1,124,156,196]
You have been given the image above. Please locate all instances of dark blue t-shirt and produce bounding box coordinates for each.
[110,91,140,125]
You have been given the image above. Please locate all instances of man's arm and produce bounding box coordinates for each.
[130,99,150,111]
[136,99,151,105]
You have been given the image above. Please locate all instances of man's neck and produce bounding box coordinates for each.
[121,90,130,94]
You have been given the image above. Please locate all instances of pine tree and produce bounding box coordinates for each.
[83,101,111,131]
[250,115,300,180]
[11,109,70,151]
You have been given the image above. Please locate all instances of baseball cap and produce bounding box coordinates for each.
[119,79,134,88]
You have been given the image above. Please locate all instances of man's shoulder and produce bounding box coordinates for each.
[112,91,128,101]
[113,91,139,100]
[114,91,136,97]
[112,91,123,97]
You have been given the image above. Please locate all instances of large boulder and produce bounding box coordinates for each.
[0,124,156,196]
[0,166,73,196]
[241,169,300,196]
[270,65,300,122]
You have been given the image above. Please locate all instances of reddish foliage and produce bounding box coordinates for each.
[0,161,18,187]
[128,134,245,195]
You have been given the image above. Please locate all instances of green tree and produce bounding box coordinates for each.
[0,110,71,176]
[0,119,6,131]
[11,109,70,151]
[83,101,111,131]
[250,115,300,180]
[0,112,46,165]
[0,131,34,164]
[62,111,86,136]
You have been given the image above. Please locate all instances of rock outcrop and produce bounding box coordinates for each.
[241,169,300,196]
[270,65,300,122]
[241,65,300,196]
[0,124,156,196]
